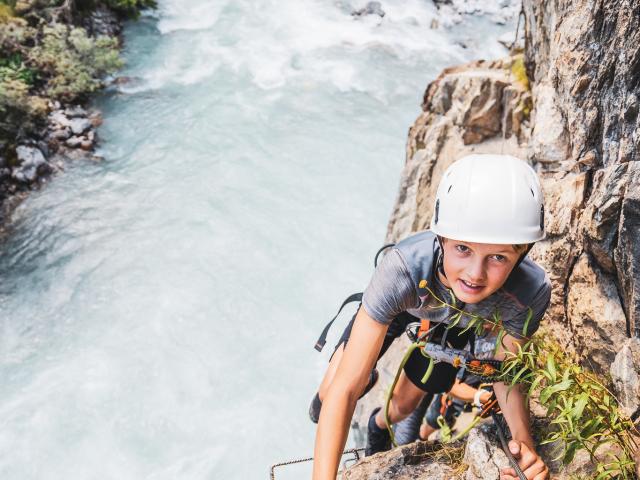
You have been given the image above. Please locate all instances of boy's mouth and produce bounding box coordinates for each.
[458,278,485,294]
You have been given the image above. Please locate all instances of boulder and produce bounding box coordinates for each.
[342,441,458,480]
[463,425,509,480]
[49,111,71,129]
[64,105,88,118]
[611,338,640,417]
[65,136,83,149]
[12,146,51,183]
[566,253,628,374]
[69,117,92,135]
[351,1,385,18]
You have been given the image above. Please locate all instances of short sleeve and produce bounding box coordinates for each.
[503,279,551,338]
[362,249,420,325]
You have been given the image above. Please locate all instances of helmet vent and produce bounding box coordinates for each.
[448,185,453,193]
[434,199,440,224]
[540,205,545,230]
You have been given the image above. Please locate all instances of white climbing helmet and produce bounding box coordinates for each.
[430,154,545,244]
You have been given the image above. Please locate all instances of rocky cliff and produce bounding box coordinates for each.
[348,0,640,477]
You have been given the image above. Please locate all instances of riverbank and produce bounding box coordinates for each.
[0,0,153,227]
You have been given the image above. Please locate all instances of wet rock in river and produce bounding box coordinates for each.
[352,1,385,18]
[69,117,92,136]
[12,146,51,183]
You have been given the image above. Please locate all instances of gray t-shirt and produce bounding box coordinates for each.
[362,231,551,353]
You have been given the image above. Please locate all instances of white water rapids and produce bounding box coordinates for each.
[0,1,517,478]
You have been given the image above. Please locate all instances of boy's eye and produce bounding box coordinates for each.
[492,254,506,262]
[455,244,469,253]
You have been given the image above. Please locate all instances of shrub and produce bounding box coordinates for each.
[29,23,122,100]
[0,53,37,84]
[0,78,47,142]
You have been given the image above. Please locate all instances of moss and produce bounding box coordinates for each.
[0,4,15,20]
[510,54,530,91]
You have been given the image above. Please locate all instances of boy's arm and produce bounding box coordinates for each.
[449,379,491,405]
[312,308,387,480]
[493,334,548,480]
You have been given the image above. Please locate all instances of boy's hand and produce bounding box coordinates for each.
[500,440,549,480]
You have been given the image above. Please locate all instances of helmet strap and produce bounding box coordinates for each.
[435,236,447,278]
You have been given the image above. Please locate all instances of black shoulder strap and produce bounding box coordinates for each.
[374,243,396,267]
[314,242,396,353]
[314,292,363,352]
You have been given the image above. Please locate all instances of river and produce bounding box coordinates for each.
[0,1,516,478]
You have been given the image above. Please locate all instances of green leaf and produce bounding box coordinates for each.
[563,442,579,464]
[448,289,457,308]
[522,307,533,336]
[571,393,589,420]
[493,329,506,356]
[448,312,462,328]
[540,379,573,404]
[547,355,557,383]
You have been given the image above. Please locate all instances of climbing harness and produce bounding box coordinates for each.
[384,320,505,446]
[269,448,365,479]
[382,321,528,479]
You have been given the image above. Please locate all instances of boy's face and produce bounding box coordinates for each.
[440,238,520,304]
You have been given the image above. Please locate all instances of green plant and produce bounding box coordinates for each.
[418,280,639,479]
[29,24,122,100]
[0,53,36,84]
[510,55,530,91]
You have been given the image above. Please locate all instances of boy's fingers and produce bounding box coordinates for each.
[509,440,520,456]
[500,468,516,479]
[523,461,547,479]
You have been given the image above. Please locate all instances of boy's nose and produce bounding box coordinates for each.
[466,259,486,283]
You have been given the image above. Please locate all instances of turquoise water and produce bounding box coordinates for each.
[0,1,515,478]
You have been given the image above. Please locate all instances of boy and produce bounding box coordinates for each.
[312,154,551,480]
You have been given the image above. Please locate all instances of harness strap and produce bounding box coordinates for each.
[418,319,431,340]
[314,292,363,352]
[374,243,396,267]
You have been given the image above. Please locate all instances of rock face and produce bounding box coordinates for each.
[463,426,509,480]
[385,0,639,377]
[523,0,640,374]
[342,441,459,480]
[346,0,639,477]
[387,57,530,242]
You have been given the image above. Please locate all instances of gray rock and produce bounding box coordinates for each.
[69,118,92,136]
[49,111,71,128]
[83,5,121,37]
[611,338,640,417]
[342,441,458,479]
[614,162,640,337]
[65,136,83,149]
[50,128,72,141]
[64,105,88,118]
[463,424,509,480]
[352,1,385,17]
[12,146,51,183]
